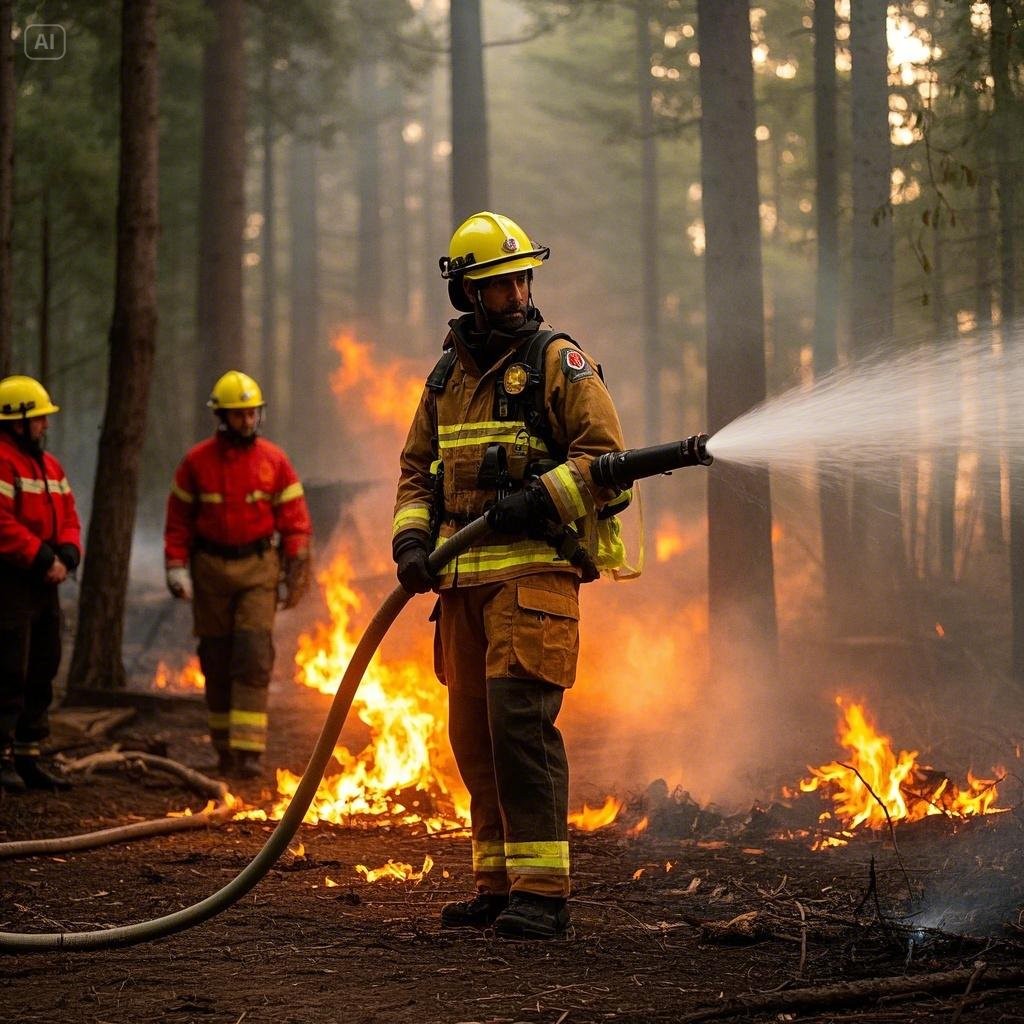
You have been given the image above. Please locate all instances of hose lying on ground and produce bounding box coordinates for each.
[0,515,490,954]
[0,751,231,861]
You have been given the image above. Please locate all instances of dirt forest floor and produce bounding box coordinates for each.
[4,566,1024,1024]
[4,699,1024,1023]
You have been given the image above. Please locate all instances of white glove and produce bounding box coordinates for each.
[166,565,193,601]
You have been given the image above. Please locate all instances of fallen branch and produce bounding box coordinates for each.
[62,749,226,799]
[0,751,234,861]
[676,963,1024,1023]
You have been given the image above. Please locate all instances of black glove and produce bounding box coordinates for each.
[280,553,312,609]
[393,533,434,594]
[486,482,558,538]
[56,544,80,572]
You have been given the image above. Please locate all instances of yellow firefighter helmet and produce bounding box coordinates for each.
[207,370,265,411]
[439,211,550,311]
[0,375,60,419]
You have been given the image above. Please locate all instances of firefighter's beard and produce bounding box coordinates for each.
[487,300,529,333]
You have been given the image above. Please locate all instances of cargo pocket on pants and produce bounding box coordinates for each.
[510,582,579,688]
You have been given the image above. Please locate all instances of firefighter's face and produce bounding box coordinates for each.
[468,271,530,330]
[225,408,258,438]
[17,416,48,442]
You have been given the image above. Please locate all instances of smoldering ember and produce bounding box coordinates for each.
[5,2,1024,1023]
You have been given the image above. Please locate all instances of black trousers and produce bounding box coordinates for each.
[0,568,62,753]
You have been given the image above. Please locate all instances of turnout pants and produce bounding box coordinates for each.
[0,568,62,757]
[436,571,580,899]
[191,548,279,755]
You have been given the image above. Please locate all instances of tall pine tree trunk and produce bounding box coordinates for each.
[991,1,1024,678]
[698,0,778,686]
[67,0,159,696]
[0,0,12,376]
[449,0,489,223]
[812,0,848,628]
[196,0,246,424]
[848,0,901,629]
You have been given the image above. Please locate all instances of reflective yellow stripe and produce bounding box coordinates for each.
[16,477,44,494]
[198,492,223,504]
[274,482,305,505]
[170,482,195,503]
[437,421,549,454]
[0,480,14,500]
[47,478,71,494]
[448,540,558,576]
[231,738,264,752]
[472,840,507,872]
[504,841,570,875]
[547,463,588,520]
[246,490,271,503]
[230,710,267,728]
[393,505,431,536]
[208,712,230,730]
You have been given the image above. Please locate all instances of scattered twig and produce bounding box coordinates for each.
[675,965,1024,1023]
[838,761,915,903]
[795,900,807,978]
[950,961,988,1024]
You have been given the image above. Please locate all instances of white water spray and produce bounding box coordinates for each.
[705,335,1024,478]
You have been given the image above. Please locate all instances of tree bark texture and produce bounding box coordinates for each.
[196,0,246,423]
[68,0,159,694]
[449,0,489,224]
[812,0,849,627]
[697,0,778,682]
[848,0,903,624]
[0,0,13,376]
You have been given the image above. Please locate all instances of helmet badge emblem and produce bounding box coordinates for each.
[501,236,520,254]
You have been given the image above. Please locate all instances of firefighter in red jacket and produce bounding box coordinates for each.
[0,375,81,793]
[392,213,632,939]
[164,371,313,779]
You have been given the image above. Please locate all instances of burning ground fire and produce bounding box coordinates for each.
[159,334,1013,875]
[153,658,204,692]
[792,696,1007,848]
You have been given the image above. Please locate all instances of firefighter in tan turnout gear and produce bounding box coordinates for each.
[164,372,313,779]
[392,212,633,939]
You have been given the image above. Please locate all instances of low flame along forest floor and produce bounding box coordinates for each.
[4,680,1024,1024]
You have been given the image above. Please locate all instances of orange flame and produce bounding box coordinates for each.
[273,548,468,831]
[355,854,434,883]
[153,657,205,692]
[329,332,423,431]
[799,697,1005,834]
[568,795,622,831]
[654,514,702,563]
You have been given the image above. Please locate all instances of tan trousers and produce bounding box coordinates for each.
[437,572,579,898]
[191,548,278,754]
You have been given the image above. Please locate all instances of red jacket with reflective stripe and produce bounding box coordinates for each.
[164,433,313,565]
[0,431,82,570]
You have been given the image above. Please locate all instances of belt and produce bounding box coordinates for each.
[193,535,273,559]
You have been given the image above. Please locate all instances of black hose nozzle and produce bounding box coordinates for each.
[590,433,712,490]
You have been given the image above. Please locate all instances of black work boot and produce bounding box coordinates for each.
[1,748,26,793]
[215,749,235,776]
[494,892,570,940]
[14,755,72,791]
[231,750,263,779]
[440,892,509,929]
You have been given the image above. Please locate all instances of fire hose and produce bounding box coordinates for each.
[0,435,711,954]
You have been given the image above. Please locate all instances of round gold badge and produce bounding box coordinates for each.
[503,363,529,395]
